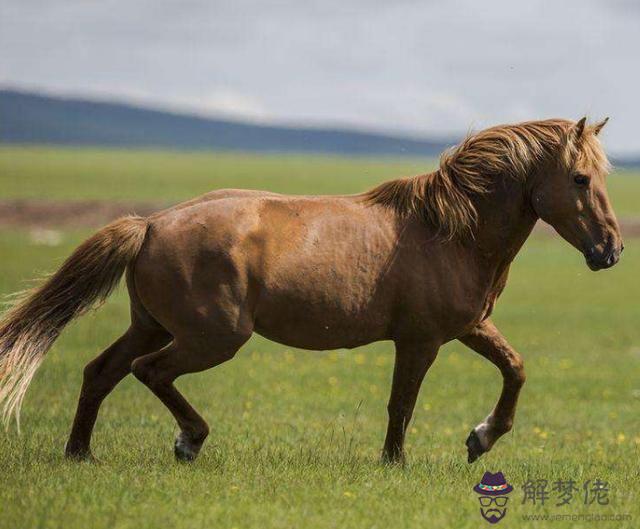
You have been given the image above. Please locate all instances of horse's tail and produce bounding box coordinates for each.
[0,216,148,429]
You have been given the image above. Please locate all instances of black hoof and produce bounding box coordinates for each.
[174,445,196,462]
[174,432,203,462]
[465,430,485,464]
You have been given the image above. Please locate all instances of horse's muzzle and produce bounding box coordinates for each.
[585,241,624,271]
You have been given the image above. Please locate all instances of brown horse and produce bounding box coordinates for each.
[0,117,622,464]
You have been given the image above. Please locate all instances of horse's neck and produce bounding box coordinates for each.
[470,177,538,270]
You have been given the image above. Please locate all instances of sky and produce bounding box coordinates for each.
[1,0,639,155]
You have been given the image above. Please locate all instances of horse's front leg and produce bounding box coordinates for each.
[460,318,526,463]
[382,340,439,464]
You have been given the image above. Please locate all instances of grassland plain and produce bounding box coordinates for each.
[0,146,638,529]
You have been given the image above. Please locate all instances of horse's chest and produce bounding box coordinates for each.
[446,268,509,336]
[397,263,504,340]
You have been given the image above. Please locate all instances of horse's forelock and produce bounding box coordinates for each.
[573,129,611,176]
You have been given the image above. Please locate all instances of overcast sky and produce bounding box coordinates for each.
[1,0,638,154]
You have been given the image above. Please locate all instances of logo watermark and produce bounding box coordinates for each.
[473,472,631,524]
[473,471,513,524]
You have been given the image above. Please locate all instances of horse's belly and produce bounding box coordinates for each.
[253,290,391,350]
[253,321,388,350]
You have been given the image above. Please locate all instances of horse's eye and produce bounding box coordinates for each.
[574,174,589,186]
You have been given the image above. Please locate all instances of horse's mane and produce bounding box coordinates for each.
[364,118,609,239]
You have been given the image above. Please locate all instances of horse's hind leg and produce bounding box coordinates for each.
[131,331,250,461]
[459,319,525,463]
[65,323,171,460]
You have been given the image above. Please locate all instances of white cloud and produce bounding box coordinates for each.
[198,90,270,121]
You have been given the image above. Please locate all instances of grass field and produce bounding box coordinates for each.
[0,146,639,528]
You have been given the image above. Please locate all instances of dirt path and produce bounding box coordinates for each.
[0,199,167,228]
[1,199,639,237]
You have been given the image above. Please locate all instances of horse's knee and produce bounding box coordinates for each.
[513,360,526,387]
[131,356,157,386]
[505,355,525,388]
[131,354,173,388]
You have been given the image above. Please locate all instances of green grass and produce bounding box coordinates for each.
[0,145,433,202]
[0,146,638,528]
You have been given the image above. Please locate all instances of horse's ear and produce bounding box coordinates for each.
[592,117,609,136]
[571,117,587,141]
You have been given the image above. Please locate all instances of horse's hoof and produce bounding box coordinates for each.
[465,430,485,463]
[64,446,98,463]
[174,432,203,462]
[381,454,405,466]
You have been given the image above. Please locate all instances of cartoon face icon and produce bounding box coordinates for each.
[478,495,509,524]
[473,471,513,524]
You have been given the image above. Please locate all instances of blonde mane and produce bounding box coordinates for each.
[364,118,609,239]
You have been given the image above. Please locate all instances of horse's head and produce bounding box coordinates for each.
[531,117,623,271]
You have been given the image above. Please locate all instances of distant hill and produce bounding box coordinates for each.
[3,89,639,166]
[0,89,454,157]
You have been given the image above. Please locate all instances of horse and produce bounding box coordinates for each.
[0,117,622,464]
